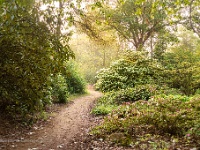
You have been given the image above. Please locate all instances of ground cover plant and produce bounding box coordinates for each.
[92,84,182,116]
[91,95,200,149]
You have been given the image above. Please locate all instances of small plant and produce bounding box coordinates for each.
[195,88,200,95]
[91,92,118,115]
[91,105,118,115]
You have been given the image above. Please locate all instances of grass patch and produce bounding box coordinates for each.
[68,91,89,101]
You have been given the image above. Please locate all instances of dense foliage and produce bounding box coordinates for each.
[93,35,200,148]
[99,0,174,51]
[50,62,86,104]
[92,96,200,147]
[161,29,200,95]
[50,74,69,104]
[92,84,157,115]
[96,33,200,94]
[64,61,86,94]
[92,84,181,116]
[0,1,86,120]
[0,1,200,149]
[96,51,162,92]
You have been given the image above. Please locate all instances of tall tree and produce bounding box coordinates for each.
[76,0,180,52]
[183,0,200,37]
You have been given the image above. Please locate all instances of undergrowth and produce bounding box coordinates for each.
[91,84,181,116]
[91,95,200,148]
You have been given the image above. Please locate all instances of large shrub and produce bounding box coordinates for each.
[0,2,74,117]
[95,51,162,92]
[100,84,158,104]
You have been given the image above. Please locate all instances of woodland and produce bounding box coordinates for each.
[0,0,200,149]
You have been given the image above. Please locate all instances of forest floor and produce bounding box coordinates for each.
[0,86,130,150]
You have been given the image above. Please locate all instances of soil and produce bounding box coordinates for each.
[0,85,118,150]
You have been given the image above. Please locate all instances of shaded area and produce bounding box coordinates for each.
[0,86,102,150]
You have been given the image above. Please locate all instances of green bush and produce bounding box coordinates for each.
[91,92,118,115]
[112,85,158,104]
[91,104,118,116]
[64,61,86,94]
[195,89,200,95]
[154,85,182,95]
[91,84,158,116]
[94,92,118,105]
[95,51,162,92]
[161,40,200,95]
[92,84,182,116]
[49,61,86,103]
[50,74,69,103]
[147,96,200,136]
[153,94,192,102]
[95,48,200,95]
[91,95,200,145]
[0,2,74,119]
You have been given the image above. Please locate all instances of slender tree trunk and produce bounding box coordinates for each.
[150,36,153,58]
[103,45,106,67]
[57,0,63,36]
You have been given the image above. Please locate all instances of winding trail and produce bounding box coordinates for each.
[7,86,102,150]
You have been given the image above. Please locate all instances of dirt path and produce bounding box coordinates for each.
[1,86,102,150]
